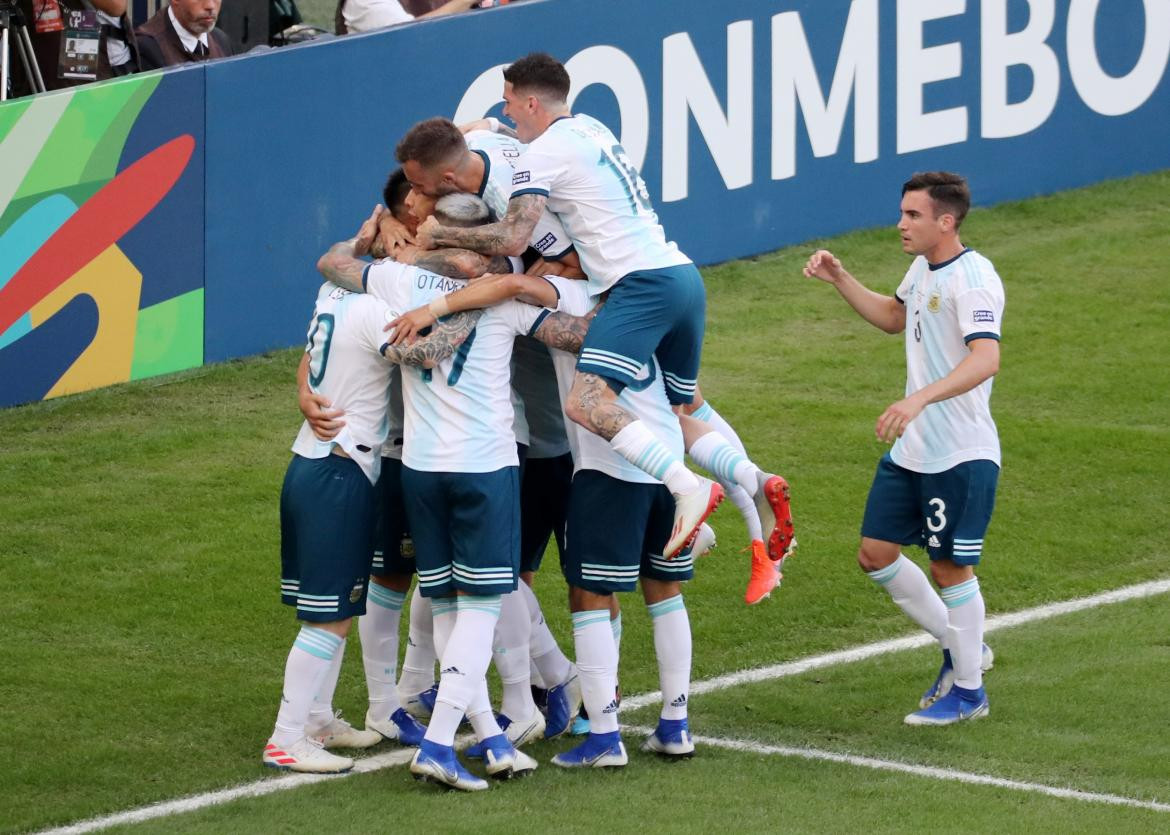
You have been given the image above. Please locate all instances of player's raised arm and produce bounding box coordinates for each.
[804,249,906,335]
[416,193,547,256]
[316,204,383,293]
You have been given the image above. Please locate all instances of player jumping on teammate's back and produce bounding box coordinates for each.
[804,171,1004,725]
[412,53,725,558]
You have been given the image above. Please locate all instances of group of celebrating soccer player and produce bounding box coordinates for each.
[264,50,1005,790]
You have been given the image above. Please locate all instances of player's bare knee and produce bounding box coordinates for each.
[931,559,973,588]
[857,542,898,573]
[641,578,680,605]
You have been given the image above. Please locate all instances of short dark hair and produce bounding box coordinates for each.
[902,171,971,226]
[395,117,465,168]
[503,52,570,102]
[382,168,411,215]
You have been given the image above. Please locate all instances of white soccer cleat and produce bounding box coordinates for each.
[664,478,725,558]
[503,709,546,748]
[309,711,383,749]
[479,733,539,779]
[263,736,354,773]
[692,523,717,558]
[981,642,995,672]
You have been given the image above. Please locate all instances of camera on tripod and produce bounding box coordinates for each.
[2,0,47,100]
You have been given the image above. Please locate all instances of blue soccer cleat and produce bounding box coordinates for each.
[641,717,695,758]
[904,684,990,726]
[477,733,538,779]
[551,731,628,769]
[409,739,488,791]
[920,644,995,708]
[364,708,427,747]
[544,671,582,738]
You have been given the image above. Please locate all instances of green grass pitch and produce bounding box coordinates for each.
[1,172,1168,833]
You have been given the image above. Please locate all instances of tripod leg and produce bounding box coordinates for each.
[18,25,45,93]
[1,26,9,101]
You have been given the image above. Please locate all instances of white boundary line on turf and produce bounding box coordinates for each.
[40,577,1170,834]
[624,726,1170,815]
[622,576,1170,711]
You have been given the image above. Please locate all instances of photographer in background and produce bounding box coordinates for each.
[12,0,138,95]
[135,0,232,69]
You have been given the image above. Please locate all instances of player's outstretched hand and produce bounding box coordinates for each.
[300,391,345,441]
[803,249,846,284]
[415,216,440,251]
[385,305,436,345]
[376,212,414,258]
[875,394,926,443]
[354,204,384,257]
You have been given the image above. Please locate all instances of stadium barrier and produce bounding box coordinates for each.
[1,0,1168,408]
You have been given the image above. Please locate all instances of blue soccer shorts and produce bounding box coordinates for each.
[280,453,377,622]
[402,465,520,597]
[861,453,999,565]
[520,452,573,574]
[577,264,706,405]
[563,469,696,593]
[371,457,415,578]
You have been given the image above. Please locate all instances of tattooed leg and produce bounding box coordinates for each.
[565,372,637,441]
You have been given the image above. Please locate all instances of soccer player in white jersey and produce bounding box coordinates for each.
[330,193,558,791]
[413,54,802,562]
[266,226,482,773]
[390,270,712,765]
[804,171,1004,725]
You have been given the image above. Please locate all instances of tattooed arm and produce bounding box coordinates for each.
[416,193,546,256]
[316,204,383,292]
[532,310,592,355]
[382,309,484,369]
[408,247,492,280]
[386,273,558,345]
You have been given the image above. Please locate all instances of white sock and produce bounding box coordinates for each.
[307,638,346,729]
[520,581,571,687]
[398,584,437,696]
[494,590,536,720]
[610,421,699,495]
[648,595,691,721]
[611,611,623,662]
[690,400,747,453]
[572,609,619,734]
[359,584,405,722]
[866,555,947,644]
[727,482,764,541]
[272,626,344,746]
[942,577,986,689]
[687,430,761,496]
[467,680,504,741]
[424,595,501,746]
[690,401,765,536]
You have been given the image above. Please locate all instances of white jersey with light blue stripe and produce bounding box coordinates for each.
[465,130,573,260]
[291,282,396,485]
[543,276,682,483]
[892,249,1005,473]
[365,259,547,473]
[511,114,690,296]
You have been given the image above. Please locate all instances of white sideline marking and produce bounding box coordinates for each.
[40,577,1170,834]
[621,577,1170,712]
[627,726,1170,814]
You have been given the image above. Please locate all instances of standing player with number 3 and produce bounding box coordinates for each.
[803,172,1004,725]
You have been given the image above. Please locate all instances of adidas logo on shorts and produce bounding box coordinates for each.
[928,535,941,548]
